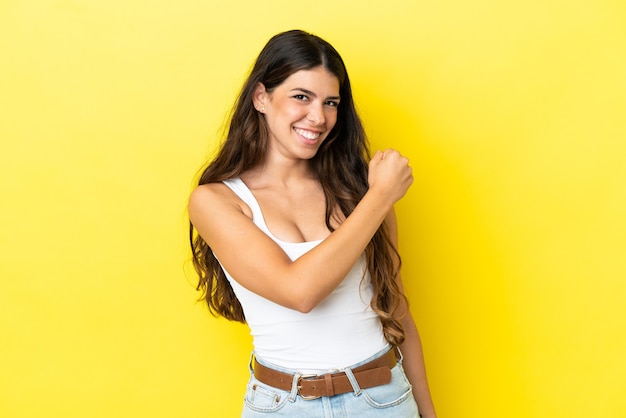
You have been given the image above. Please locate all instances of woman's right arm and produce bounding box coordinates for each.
[188,149,412,313]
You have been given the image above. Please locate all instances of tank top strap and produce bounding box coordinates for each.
[222,177,272,235]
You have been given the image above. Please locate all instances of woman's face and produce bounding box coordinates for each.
[255,66,340,161]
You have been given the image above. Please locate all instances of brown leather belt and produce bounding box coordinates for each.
[252,348,397,399]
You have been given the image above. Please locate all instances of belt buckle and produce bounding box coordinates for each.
[297,374,321,400]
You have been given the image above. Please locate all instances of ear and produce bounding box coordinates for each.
[253,82,268,112]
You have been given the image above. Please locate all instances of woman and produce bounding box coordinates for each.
[189,30,436,418]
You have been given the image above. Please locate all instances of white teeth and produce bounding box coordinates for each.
[294,128,320,140]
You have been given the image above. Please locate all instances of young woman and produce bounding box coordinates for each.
[189,30,436,418]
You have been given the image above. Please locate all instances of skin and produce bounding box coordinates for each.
[388,210,438,418]
[188,66,436,417]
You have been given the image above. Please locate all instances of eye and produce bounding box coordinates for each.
[325,100,339,107]
[293,94,309,101]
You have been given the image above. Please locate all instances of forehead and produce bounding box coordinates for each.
[278,67,340,95]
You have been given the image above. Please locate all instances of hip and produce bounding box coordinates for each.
[241,345,419,418]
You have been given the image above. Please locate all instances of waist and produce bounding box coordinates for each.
[252,346,399,399]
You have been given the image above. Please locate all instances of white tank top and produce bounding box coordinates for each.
[219,177,388,373]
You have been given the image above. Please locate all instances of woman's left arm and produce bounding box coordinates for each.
[385,209,437,418]
[398,303,437,418]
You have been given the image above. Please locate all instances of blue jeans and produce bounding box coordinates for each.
[241,345,419,418]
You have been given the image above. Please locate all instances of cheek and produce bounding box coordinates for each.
[327,112,339,129]
[279,104,306,122]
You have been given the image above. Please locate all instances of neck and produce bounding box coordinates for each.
[243,153,317,188]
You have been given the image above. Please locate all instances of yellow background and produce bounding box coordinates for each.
[1,0,625,417]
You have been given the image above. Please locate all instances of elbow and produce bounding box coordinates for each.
[287,297,317,314]
[284,291,319,314]
[294,301,316,314]
[278,273,326,313]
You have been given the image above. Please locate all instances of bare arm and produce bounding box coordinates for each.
[385,210,437,418]
[188,149,412,313]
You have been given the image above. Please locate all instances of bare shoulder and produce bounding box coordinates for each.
[188,182,252,223]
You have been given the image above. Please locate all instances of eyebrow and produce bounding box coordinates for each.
[291,88,340,101]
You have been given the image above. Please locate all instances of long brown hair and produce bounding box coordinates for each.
[190,30,407,345]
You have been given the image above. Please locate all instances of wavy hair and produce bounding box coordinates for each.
[190,30,407,346]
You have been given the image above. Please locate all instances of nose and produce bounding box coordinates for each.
[306,103,325,126]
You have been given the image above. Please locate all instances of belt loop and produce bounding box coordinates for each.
[288,372,301,402]
[324,373,335,397]
[343,367,362,396]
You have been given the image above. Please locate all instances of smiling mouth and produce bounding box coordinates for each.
[294,127,322,141]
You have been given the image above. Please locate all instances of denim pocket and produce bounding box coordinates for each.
[360,363,416,409]
[244,375,290,413]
